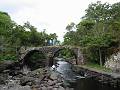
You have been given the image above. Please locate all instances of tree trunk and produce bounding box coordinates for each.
[76,59,78,65]
[99,48,102,66]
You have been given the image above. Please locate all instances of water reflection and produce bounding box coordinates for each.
[71,78,119,90]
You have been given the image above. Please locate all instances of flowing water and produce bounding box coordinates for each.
[53,60,120,90]
[0,58,120,90]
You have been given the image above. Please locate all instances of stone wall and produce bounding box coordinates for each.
[105,52,120,73]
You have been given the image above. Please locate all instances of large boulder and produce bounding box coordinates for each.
[20,68,49,86]
[105,52,120,73]
[0,60,15,72]
[0,75,6,84]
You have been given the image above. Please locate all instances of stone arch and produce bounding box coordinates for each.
[53,48,77,58]
[19,46,84,67]
[52,47,78,64]
[23,50,47,70]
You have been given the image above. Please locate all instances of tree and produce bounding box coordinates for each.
[64,22,78,45]
[66,22,76,31]
[64,1,120,66]
[0,11,59,61]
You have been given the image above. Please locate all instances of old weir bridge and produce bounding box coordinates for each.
[19,45,84,67]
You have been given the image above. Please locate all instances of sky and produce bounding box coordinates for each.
[0,0,120,41]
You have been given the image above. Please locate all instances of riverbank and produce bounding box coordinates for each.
[0,60,73,90]
[73,64,120,88]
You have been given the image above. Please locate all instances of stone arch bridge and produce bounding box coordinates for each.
[19,46,84,66]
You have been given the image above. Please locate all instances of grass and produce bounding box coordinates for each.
[80,62,112,73]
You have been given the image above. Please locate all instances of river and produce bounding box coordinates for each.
[0,58,119,90]
[53,60,119,90]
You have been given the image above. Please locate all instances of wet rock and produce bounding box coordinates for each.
[17,86,31,90]
[58,86,65,90]
[50,72,58,80]
[48,80,55,86]
[0,73,9,85]
[9,70,24,76]
[40,86,47,90]
[53,88,58,90]
[0,65,67,90]
[47,86,53,90]
[20,76,35,86]
[55,82,62,86]
[0,61,14,72]
[0,85,31,90]
[0,75,6,84]
[27,68,48,78]
[3,70,10,74]
[26,82,32,86]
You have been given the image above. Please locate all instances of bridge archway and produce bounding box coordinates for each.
[52,47,78,64]
[23,50,47,70]
[53,48,77,59]
[20,46,84,68]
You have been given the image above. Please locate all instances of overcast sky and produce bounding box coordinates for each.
[0,0,120,41]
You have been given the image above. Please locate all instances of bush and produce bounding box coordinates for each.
[0,54,17,61]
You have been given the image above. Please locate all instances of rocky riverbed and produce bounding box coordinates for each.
[0,61,73,90]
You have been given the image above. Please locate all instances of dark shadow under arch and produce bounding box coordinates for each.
[23,50,47,70]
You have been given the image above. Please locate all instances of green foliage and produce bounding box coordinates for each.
[56,48,76,59]
[63,1,120,66]
[26,51,46,70]
[0,54,17,61]
[80,62,112,73]
[0,11,11,24]
[28,52,46,61]
[0,11,59,61]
